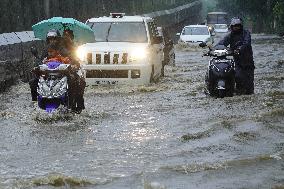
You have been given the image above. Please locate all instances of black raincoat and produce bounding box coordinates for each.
[217,29,255,94]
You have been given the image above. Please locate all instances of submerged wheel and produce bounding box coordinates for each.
[218,89,226,98]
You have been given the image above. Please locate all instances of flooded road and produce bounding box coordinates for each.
[0,34,283,189]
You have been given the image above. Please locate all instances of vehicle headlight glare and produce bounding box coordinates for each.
[130,48,147,61]
[76,46,86,61]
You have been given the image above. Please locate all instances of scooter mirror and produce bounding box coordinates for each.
[31,47,39,59]
[199,42,207,48]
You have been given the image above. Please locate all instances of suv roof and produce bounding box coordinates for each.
[184,25,208,28]
[87,15,153,23]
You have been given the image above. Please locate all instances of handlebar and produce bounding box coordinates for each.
[31,66,72,76]
[203,49,237,57]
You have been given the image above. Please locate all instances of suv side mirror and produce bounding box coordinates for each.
[152,36,163,44]
[176,33,181,36]
[31,47,39,59]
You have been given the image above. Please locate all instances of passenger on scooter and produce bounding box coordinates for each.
[61,28,86,113]
[217,17,255,95]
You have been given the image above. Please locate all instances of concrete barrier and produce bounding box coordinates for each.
[142,1,202,39]
[0,32,44,92]
[142,1,201,26]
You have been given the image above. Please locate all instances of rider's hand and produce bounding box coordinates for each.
[234,49,240,55]
[70,64,79,72]
[42,57,47,63]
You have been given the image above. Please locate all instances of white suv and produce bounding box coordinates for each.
[76,13,164,85]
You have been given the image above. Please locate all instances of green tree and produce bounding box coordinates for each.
[273,1,284,34]
[216,0,283,33]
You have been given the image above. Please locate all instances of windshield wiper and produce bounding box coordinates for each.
[106,23,112,42]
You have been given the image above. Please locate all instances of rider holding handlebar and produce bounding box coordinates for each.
[216,17,255,95]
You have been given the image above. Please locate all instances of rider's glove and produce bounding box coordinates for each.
[234,49,240,55]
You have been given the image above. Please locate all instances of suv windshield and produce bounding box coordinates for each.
[183,27,209,35]
[87,22,148,43]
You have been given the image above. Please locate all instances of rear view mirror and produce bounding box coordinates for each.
[199,42,207,48]
[31,47,39,59]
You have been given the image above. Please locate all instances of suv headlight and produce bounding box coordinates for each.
[129,47,148,62]
[76,46,86,61]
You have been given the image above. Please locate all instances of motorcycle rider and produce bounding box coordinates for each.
[217,17,255,95]
[30,29,85,113]
[29,29,62,101]
[43,43,71,64]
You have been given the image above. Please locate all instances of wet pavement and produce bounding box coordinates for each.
[0,34,283,189]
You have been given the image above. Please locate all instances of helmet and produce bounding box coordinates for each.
[46,29,61,44]
[230,17,243,33]
[46,29,61,39]
[230,17,243,27]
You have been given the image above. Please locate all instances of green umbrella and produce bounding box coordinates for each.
[32,17,95,44]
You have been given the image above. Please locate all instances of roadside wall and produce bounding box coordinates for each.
[0,1,201,92]
[0,32,44,92]
[143,1,202,38]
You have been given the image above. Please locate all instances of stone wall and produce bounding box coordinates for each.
[0,32,44,92]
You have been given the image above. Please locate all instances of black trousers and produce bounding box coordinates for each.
[235,65,254,95]
[29,77,39,101]
[68,73,86,111]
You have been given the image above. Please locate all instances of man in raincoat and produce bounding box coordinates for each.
[217,17,255,95]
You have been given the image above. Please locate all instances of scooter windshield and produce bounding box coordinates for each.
[47,61,62,69]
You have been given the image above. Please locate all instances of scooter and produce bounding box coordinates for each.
[35,61,70,112]
[31,47,70,113]
[199,42,235,98]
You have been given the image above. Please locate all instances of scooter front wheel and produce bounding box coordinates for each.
[218,89,226,98]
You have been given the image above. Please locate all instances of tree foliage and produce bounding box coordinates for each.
[0,0,196,33]
[273,1,284,34]
[216,0,284,34]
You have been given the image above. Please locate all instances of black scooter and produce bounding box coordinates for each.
[200,42,235,98]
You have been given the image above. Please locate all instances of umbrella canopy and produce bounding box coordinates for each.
[32,17,95,44]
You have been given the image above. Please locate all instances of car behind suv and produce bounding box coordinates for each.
[177,25,214,45]
[76,13,164,85]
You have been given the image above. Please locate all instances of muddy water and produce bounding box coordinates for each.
[0,34,283,189]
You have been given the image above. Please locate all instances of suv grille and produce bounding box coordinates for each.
[86,70,129,78]
[87,52,129,64]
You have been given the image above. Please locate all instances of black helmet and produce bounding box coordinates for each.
[230,17,243,27]
[46,29,61,39]
[230,17,243,33]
